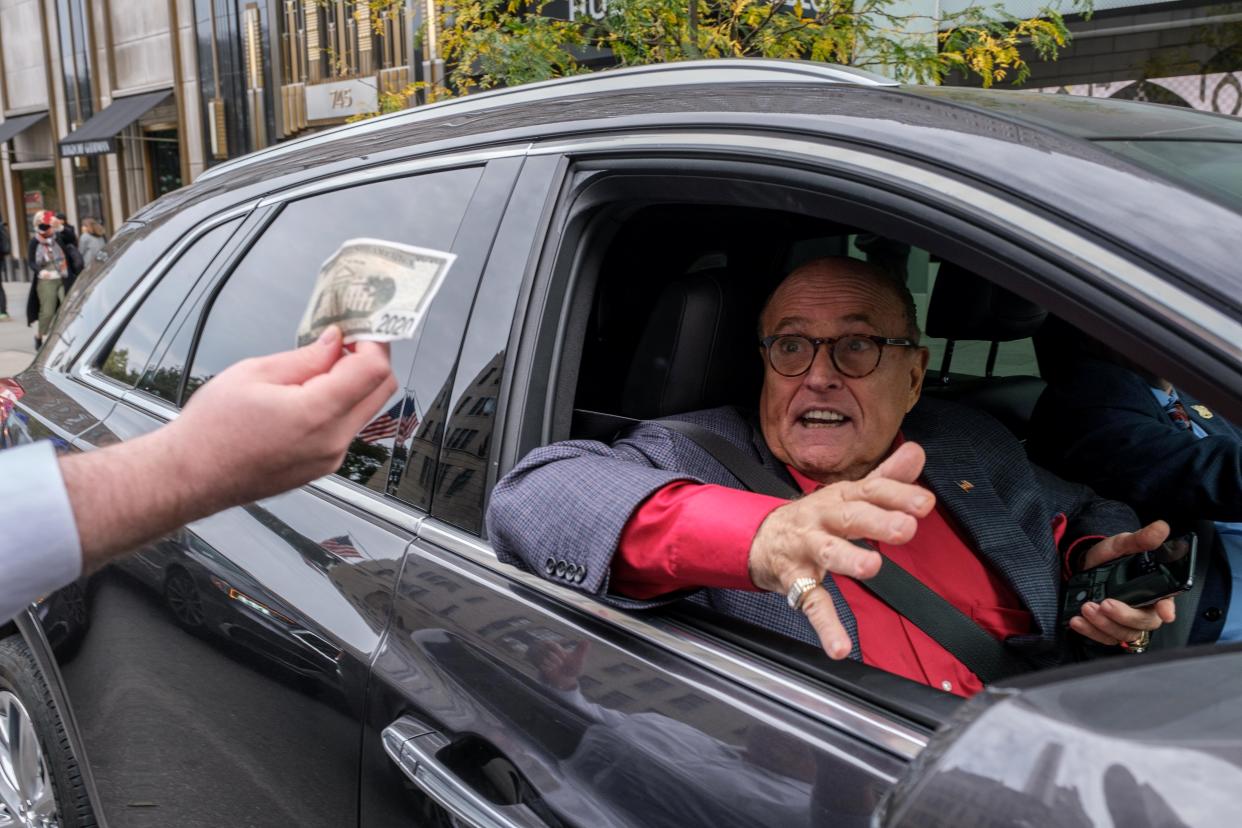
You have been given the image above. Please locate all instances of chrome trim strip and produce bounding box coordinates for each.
[310,476,424,536]
[256,145,530,206]
[415,518,929,761]
[71,202,260,384]
[119,389,178,421]
[197,59,896,182]
[530,132,1242,364]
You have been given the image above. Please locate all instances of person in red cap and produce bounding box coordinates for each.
[25,209,83,349]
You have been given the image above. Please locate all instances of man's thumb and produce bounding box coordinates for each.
[250,325,344,385]
[869,441,926,484]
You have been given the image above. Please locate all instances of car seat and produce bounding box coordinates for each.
[618,267,764,421]
[922,262,1048,439]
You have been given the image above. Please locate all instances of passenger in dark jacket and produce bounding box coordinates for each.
[1029,356,1242,644]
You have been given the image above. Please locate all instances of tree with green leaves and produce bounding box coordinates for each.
[431,0,1087,97]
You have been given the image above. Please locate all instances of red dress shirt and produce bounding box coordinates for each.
[613,446,1076,698]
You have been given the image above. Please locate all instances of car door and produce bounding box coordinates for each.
[45,155,522,827]
[369,124,1242,827]
[360,152,922,828]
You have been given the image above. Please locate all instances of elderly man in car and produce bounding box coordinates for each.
[488,257,1174,697]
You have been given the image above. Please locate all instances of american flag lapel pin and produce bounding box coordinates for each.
[958,480,974,492]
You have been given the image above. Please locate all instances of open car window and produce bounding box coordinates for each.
[495,157,1240,731]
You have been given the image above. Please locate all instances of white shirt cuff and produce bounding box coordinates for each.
[0,441,83,623]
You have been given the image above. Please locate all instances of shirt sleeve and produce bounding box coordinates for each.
[610,481,786,599]
[0,442,83,624]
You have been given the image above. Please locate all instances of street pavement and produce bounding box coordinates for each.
[0,280,34,377]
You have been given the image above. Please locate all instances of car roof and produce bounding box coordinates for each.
[195,59,900,182]
[902,85,1242,142]
[134,59,1242,317]
[197,58,1242,186]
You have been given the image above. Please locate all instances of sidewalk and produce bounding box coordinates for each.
[0,280,34,377]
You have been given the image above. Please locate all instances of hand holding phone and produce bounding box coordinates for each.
[1061,533,1197,627]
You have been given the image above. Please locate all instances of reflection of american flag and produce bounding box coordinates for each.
[358,400,419,445]
[320,535,362,558]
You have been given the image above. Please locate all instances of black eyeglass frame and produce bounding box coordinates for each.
[758,333,920,378]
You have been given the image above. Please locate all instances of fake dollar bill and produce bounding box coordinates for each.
[295,238,456,347]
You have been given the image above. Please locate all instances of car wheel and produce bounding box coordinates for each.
[0,635,96,828]
[163,569,205,629]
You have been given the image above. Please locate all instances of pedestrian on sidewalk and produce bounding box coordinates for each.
[0,217,10,321]
[26,210,82,349]
[55,212,78,249]
[78,217,106,266]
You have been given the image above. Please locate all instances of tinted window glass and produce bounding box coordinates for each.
[187,167,483,489]
[138,309,198,403]
[100,219,240,393]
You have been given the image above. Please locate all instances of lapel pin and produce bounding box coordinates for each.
[1191,404,1214,420]
[958,480,974,492]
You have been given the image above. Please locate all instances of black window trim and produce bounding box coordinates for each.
[74,201,259,403]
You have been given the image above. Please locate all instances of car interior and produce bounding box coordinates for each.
[524,178,1223,723]
[568,203,1051,446]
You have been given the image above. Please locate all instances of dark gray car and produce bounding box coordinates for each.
[2,59,1241,828]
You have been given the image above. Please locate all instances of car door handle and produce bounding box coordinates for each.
[382,714,548,828]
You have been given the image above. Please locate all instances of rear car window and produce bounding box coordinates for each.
[185,166,483,489]
[100,219,241,397]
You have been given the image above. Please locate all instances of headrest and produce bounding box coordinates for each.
[925,262,1046,342]
[621,269,762,419]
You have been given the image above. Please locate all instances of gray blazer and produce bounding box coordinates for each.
[488,398,1137,663]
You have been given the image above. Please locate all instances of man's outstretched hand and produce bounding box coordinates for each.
[747,441,936,660]
[162,325,397,511]
[63,325,397,570]
[1070,520,1177,647]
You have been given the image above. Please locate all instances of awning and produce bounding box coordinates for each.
[0,112,48,145]
[59,89,171,157]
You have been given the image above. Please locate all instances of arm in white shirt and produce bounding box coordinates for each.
[0,329,395,625]
[0,442,82,623]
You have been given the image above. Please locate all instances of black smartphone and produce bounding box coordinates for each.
[1061,533,1197,625]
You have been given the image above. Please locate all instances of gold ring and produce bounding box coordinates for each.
[786,577,819,611]
[1124,630,1151,653]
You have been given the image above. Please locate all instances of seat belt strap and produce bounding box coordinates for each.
[657,418,1031,683]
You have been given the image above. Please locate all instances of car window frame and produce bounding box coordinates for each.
[73,148,527,522]
[477,132,1242,751]
[74,202,260,410]
[94,217,250,400]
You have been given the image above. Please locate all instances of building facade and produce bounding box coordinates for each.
[0,0,423,258]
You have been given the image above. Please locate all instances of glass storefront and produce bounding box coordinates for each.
[55,0,106,223]
[193,0,277,166]
[71,158,105,225]
[17,167,61,242]
[146,129,183,198]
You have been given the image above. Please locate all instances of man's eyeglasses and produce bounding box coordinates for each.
[759,334,919,379]
[36,224,51,232]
